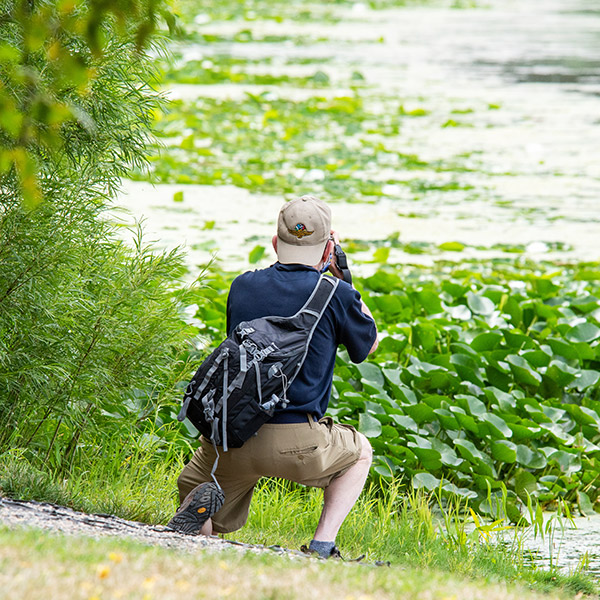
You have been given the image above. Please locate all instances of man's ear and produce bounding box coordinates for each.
[272,235,278,253]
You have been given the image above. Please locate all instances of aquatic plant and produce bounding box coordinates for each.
[182,258,600,519]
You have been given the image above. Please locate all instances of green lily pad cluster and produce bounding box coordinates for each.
[340,234,573,259]
[161,57,336,88]
[134,93,472,201]
[176,0,340,24]
[185,30,334,45]
[337,259,600,516]
[175,0,477,25]
[179,259,600,518]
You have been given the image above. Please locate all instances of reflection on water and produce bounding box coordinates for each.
[435,0,600,91]
[475,58,600,85]
[504,514,600,576]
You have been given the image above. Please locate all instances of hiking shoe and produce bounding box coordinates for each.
[166,482,224,535]
[300,544,362,561]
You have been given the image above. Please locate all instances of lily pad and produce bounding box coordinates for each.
[356,362,385,386]
[491,440,517,463]
[454,438,483,463]
[412,472,441,492]
[506,354,542,387]
[248,245,266,263]
[515,470,538,501]
[515,445,547,469]
[471,331,503,351]
[358,412,382,438]
[566,322,600,343]
[480,413,512,439]
[577,491,595,516]
[466,291,495,316]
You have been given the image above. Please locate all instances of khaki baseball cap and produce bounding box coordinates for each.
[276,195,331,265]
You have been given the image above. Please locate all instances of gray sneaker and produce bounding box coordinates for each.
[300,544,366,562]
[166,482,225,535]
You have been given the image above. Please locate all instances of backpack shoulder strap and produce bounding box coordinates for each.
[284,275,340,389]
[295,274,339,320]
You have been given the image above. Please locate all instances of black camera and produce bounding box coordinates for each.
[330,244,352,285]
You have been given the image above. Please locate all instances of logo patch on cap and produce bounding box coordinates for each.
[288,223,314,239]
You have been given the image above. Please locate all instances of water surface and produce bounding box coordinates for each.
[118,0,600,272]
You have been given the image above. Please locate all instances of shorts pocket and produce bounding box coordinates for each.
[280,445,318,456]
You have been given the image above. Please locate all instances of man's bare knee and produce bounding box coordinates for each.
[357,432,373,465]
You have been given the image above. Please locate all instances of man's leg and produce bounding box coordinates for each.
[171,441,259,535]
[199,431,372,542]
[313,432,372,542]
[200,518,212,536]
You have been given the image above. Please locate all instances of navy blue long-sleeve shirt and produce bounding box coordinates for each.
[226,263,377,422]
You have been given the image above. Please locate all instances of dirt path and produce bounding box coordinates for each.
[0,496,301,559]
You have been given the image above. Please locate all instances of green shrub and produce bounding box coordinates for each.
[0,1,191,471]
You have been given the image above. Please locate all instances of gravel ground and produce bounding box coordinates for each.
[0,496,303,559]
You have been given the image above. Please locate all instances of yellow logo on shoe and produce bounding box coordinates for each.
[197,507,207,514]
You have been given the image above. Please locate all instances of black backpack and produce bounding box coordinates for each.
[177,274,339,454]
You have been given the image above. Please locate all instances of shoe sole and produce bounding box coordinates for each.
[167,482,225,535]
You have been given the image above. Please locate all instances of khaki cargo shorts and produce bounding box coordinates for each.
[176,416,362,533]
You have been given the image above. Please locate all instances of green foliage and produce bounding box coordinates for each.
[162,57,337,88]
[233,479,596,594]
[175,0,481,24]
[350,259,600,515]
[0,442,184,524]
[181,260,600,518]
[0,200,192,469]
[0,0,175,206]
[2,450,595,594]
[0,0,195,472]
[0,451,73,507]
[132,93,468,201]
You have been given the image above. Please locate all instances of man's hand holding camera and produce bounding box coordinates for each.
[326,230,377,354]
[327,230,352,285]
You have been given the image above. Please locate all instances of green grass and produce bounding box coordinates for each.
[1,453,597,597]
[0,444,184,525]
[233,479,596,596]
[0,525,591,600]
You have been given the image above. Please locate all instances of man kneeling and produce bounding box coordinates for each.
[168,195,378,559]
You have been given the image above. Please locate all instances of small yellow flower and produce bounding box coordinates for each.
[96,564,110,579]
[108,552,124,563]
[143,576,157,589]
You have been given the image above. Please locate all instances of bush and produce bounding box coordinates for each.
[0,1,190,471]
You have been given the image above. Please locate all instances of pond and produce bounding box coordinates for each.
[117,0,600,274]
[501,512,600,576]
